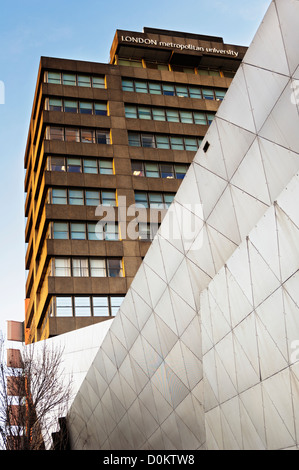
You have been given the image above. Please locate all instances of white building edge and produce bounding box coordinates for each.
[26,0,299,450]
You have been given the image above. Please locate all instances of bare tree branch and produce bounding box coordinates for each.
[0,333,72,450]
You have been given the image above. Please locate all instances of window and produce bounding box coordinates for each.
[87,222,118,241]
[63,73,76,86]
[180,111,193,124]
[176,85,188,97]
[135,81,148,93]
[138,222,159,240]
[170,136,184,150]
[90,259,106,277]
[128,132,140,147]
[46,126,110,144]
[164,193,175,207]
[47,72,61,84]
[104,223,119,241]
[47,97,107,115]
[53,222,68,239]
[120,77,227,100]
[202,88,214,100]
[135,191,175,209]
[149,193,163,208]
[193,112,207,125]
[78,75,91,87]
[72,259,89,277]
[138,106,151,120]
[56,297,73,317]
[189,86,202,99]
[160,164,174,179]
[145,162,159,178]
[69,189,84,205]
[107,259,123,277]
[99,159,113,175]
[64,100,77,113]
[87,222,98,241]
[85,190,100,206]
[125,105,137,119]
[131,161,144,177]
[118,58,142,67]
[148,82,161,94]
[50,188,116,207]
[92,76,105,89]
[184,137,198,151]
[102,191,116,206]
[52,188,67,205]
[83,159,98,174]
[207,113,215,125]
[55,258,71,276]
[166,109,179,122]
[175,164,188,179]
[162,84,175,96]
[50,156,65,171]
[65,128,80,142]
[132,161,188,180]
[79,102,93,114]
[93,297,109,316]
[122,79,134,92]
[81,129,94,143]
[135,191,149,208]
[96,130,110,144]
[54,295,124,317]
[215,89,226,101]
[74,297,91,316]
[67,158,81,173]
[70,223,86,240]
[141,134,155,148]
[48,98,62,111]
[152,108,165,121]
[45,71,105,88]
[156,135,170,149]
[110,297,124,316]
[125,104,214,125]
[94,103,107,116]
[47,127,64,141]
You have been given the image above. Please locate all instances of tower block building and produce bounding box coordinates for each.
[24,28,247,343]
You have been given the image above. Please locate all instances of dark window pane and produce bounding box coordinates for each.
[50,156,65,171]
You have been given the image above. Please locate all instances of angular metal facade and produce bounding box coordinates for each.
[65,0,299,449]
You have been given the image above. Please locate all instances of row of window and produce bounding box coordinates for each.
[132,160,188,179]
[45,126,111,144]
[52,257,124,278]
[45,98,107,116]
[135,191,175,208]
[125,104,214,125]
[49,188,116,206]
[51,221,119,241]
[128,132,202,151]
[46,126,201,151]
[52,295,124,317]
[121,78,226,100]
[49,187,174,209]
[47,155,187,180]
[117,59,234,77]
[47,156,114,175]
[44,71,105,88]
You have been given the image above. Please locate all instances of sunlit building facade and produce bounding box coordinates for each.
[24,27,246,343]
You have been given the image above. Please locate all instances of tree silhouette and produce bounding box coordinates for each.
[0,333,72,450]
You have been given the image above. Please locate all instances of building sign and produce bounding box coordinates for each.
[120,35,239,57]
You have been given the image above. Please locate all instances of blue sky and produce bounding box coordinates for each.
[0,0,269,335]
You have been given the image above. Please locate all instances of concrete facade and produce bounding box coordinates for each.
[24,27,245,344]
